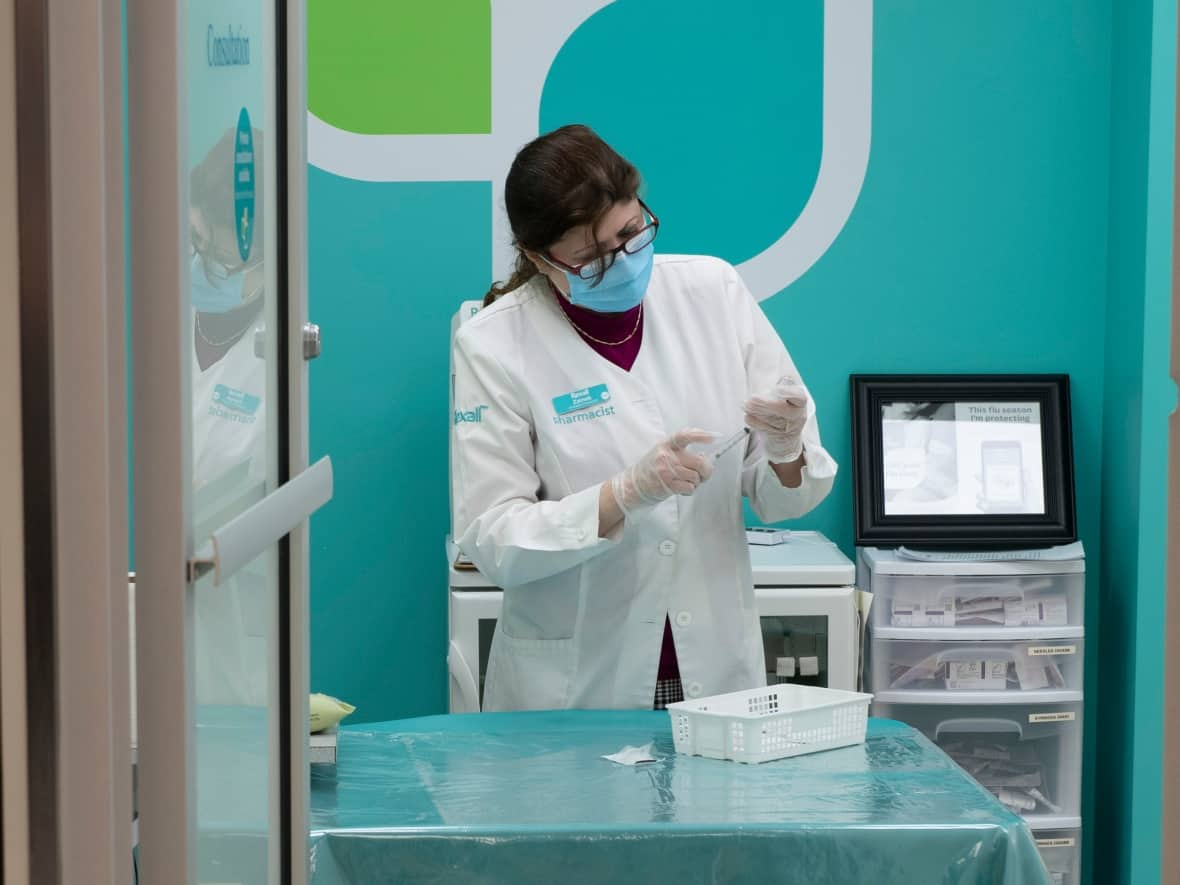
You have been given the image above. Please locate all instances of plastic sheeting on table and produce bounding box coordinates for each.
[193,705,272,884]
[308,712,1049,885]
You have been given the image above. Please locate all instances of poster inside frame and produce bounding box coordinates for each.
[850,374,1077,548]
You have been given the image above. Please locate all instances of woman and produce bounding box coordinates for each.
[189,127,269,706]
[451,124,836,711]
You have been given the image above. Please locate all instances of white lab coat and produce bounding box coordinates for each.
[192,319,267,486]
[451,255,837,711]
[191,319,270,707]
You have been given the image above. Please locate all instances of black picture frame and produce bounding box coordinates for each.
[850,374,1077,548]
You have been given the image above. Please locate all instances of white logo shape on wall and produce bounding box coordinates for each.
[308,0,872,302]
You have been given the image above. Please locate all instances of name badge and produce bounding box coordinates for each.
[552,384,610,416]
[213,384,261,415]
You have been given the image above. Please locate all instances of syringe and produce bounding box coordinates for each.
[691,427,750,460]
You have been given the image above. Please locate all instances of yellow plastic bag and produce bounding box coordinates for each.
[309,692,356,733]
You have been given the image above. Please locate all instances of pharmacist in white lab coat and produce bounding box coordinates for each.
[189,128,269,707]
[451,125,837,711]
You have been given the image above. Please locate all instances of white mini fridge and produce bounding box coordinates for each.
[446,531,859,712]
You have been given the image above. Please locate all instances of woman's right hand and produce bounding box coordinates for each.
[609,429,716,517]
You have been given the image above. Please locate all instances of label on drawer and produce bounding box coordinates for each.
[1004,593,1069,627]
[891,594,955,627]
[1035,837,1076,848]
[891,603,918,627]
[1028,645,1076,657]
[946,660,1008,689]
[1029,712,1076,723]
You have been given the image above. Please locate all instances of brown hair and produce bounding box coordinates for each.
[483,124,641,305]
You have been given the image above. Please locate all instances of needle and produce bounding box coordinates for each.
[708,427,750,459]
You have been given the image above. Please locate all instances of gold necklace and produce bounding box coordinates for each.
[195,288,264,347]
[560,300,644,347]
[195,311,246,348]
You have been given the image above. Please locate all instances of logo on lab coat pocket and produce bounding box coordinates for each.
[210,384,260,423]
[454,404,489,424]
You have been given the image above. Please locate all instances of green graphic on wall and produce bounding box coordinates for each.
[307,0,870,298]
[308,0,491,134]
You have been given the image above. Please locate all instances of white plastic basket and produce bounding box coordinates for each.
[666,684,873,764]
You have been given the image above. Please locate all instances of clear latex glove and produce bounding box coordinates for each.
[610,428,716,517]
[744,377,809,463]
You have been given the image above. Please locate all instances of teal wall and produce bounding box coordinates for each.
[308,3,1174,877]
[308,178,490,719]
[1096,0,1177,881]
[309,0,1111,704]
[539,2,824,266]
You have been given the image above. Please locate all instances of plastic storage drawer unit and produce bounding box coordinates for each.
[871,572,1084,634]
[858,548,1086,640]
[873,700,1082,827]
[1033,829,1080,885]
[1033,830,1080,885]
[871,638,1084,702]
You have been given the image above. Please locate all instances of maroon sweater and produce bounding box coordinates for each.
[553,290,680,685]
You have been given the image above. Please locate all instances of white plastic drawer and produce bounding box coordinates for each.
[874,701,1082,824]
[1033,829,1081,885]
[870,572,1084,636]
[871,638,1084,701]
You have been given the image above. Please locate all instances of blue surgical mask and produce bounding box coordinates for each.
[190,252,248,314]
[548,242,654,313]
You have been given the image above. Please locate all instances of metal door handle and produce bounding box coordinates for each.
[303,323,321,360]
[251,323,321,360]
[188,456,333,585]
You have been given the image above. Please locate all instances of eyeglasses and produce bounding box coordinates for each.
[190,235,261,284]
[545,199,659,281]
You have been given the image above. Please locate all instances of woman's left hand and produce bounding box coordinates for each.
[744,377,809,464]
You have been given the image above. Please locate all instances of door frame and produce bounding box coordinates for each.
[127,0,198,872]
[282,0,312,874]
[128,0,312,880]
[6,0,133,882]
[1163,5,1180,870]
[0,0,30,878]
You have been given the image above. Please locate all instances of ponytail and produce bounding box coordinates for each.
[483,249,539,306]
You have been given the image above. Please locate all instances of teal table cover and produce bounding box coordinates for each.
[307,712,1050,884]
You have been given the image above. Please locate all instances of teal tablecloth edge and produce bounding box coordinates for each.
[311,714,1034,835]
[304,714,1049,885]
